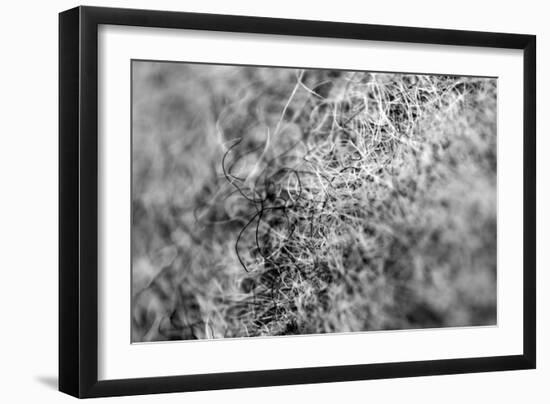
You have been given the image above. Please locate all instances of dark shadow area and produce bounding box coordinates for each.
[36,375,58,390]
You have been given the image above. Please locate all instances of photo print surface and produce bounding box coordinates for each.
[131,60,497,342]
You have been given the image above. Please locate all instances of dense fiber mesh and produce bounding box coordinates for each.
[132,62,496,342]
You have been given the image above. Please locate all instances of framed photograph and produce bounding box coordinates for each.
[59,6,536,398]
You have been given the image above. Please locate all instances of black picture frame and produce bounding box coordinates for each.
[59,5,536,398]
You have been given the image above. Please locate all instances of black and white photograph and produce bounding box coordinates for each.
[51,3,539,400]
[131,61,497,342]
[1,0,544,401]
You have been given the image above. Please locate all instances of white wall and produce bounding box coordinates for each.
[0,0,546,402]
